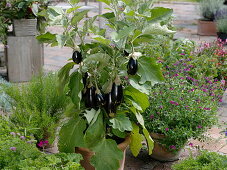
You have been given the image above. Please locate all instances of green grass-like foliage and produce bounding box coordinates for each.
[3,73,69,143]
[217,18,227,33]
[0,116,83,169]
[172,151,227,170]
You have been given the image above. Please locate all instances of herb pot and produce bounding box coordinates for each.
[75,137,130,170]
[13,19,37,36]
[198,19,217,36]
[150,133,182,162]
[217,32,227,44]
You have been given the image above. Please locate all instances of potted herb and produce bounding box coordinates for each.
[198,0,224,35]
[217,18,227,42]
[0,0,48,38]
[37,0,175,169]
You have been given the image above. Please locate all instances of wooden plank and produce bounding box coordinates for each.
[7,36,44,82]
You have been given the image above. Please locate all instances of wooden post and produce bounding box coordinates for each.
[7,36,44,82]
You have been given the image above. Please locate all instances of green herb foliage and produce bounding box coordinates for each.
[0,116,83,169]
[172,151,227,170]
[3,73,69,143]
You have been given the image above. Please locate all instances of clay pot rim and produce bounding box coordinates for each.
[198,18,215,22]
[150,132,166,140]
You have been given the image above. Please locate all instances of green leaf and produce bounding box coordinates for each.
[31,3,39,16]
[112,128,127,138]
[111,26,135,41]
[129,76,150,95]
[142,23,176,35]
[135,112,145,127]
[66,6,80,14]
[58,62,75,94]
[84,112,105,149]
[101,12,115,19]
[137,56,164,85]
[109,114,132,132]
[56,34,67,47]
[68,71,84,109]
[96,0,111,5]
[148,7,173,23]
[91,139,123,170]
[122,0,132,5]
[69,0,80,5]
[58,117,86,152]
[124,86,149,112]
[84,109,100,125]
[83,53,110,67]
[142,128,154,155]
[93,36,111,45]
[64,101,80,117]
[129,123,143,157]
[71,10,89,25]
[36,32,56,44]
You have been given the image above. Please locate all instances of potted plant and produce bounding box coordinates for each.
[142,75,220,161]
[217,18,227,43]
[198,0,224,35]
[0,0,48,38]
[37,0,175,169]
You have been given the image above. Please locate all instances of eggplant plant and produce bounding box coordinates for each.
[37,0,174,169]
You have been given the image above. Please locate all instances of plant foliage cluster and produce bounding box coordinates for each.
[3,73,69,144]
[172,151,227,170]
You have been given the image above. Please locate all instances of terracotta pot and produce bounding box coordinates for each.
[150,133,182,162]
[75,137,131,170]
[13,19,37,36]
[197,19,217,36]
[217,32,227,43]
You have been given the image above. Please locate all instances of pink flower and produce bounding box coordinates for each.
[180,53,185,55]
[197,125,202,129]
[170,145,176,149]
[150,115,154,119]
[189,143,193,147]
[37,140,49,148]
[20,136,26,140]
[6,2,12,8]
[10,132,16,136]
[203,107,211,110]
[10,147,16,151]
[165,128,169,131]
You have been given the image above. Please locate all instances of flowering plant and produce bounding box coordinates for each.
[0,0,48,44]
[143,76,219,152]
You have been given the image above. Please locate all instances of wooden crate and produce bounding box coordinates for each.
[7,36,44,82]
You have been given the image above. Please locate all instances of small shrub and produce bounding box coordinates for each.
[4,72,69,143]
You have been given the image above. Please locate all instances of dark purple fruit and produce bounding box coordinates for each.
[72,51,82,64]
[82,72,88,86]
[95,93,105,107]
[127,57,138,75]
[104,93,116,114]
[111,83,123,105]
[124,50,130,56]
[84,86,96,108]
